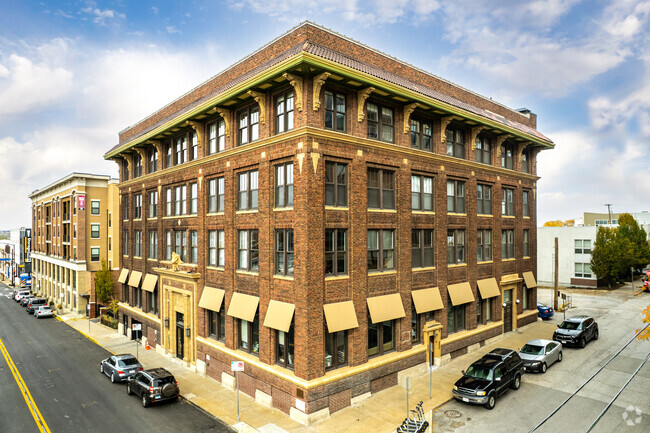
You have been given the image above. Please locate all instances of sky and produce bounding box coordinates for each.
[0,0,649,229]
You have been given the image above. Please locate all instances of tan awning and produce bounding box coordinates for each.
[447,282,475,306]
[411,288,444,314]
[263,300,295,333]
[127,270,142,287]
[227,292,259,322]
[323,301,359,333]
[477,278,501,299]
[367,293,406,324]
[198,286,225,311]
[142,274,158,292]
[117,268,129,284]
[523,271,537,288]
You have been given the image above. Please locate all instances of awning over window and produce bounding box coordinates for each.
[447,282,475,306]
[367,293,406,324]
[127,270,142,287]
[263,300,295,333]
[227,292,259,322]
[523,271,537,288]
[198,286,225,312]
[323,301,359,333]
[411,287,444,314]
[117,268,129,284]
[141,274,158,293]
[477,278,501,299]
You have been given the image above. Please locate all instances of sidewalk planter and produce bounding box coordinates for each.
[101,314,118,329]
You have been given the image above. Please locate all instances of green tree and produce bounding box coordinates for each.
[94,259,114,305]
[590,227,634,287]
[617,213,650,270]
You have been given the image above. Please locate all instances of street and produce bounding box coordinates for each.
[0,282,233,433]
[433,286,650,433]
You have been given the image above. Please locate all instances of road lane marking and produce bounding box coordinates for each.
[0,336,52,433]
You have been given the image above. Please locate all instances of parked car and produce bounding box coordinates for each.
[20,295,35,307]
[14,290,31,302]
[100,354,143,383]
[452,348,524,410]
[553,315,598,348]
[26,298,47,314]
[518,339,562,373]
[34,305,53,319]
[126,368,179,407]
[536,302,554,319]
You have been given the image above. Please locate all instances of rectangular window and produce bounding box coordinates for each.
[325,330,347,370]
[209,306,226,342]
[366,102,394,143]
[324,90,346,132]
[475,135,491,164]
[447,180,466,213]
[477,184,492,215]
[367,317,394,357]
[134,194,142,219]
[123,196,129,220]
[411,175,433,211]
[133,154,142,178]
[148,230,158,260]
[134,230,142,257]
[477,295,492,325]
[275,163,294,208]
[189,230,198,264]
[174,185,187,216]
[190,132,198,161]
[367,229,395,272]
[275,90,294,133]
[207,230,225,267]
[325,162,348,207]
[447,296,466,333]
[502,188,515,216]
[165,230,172,261]
[190,183,198,215]
[276,327,294,369]
[411,302,421,344]
[477,229,493,262]
[90,223,100,239]
[446,128,465,158]
[238,106,259,145]
[367,168,395,209]
[175,230,187,262]
[410,118,432,151]
[148,191,158,218]
[412,229,434,268]
[148,148,158,173]
[238,170,258,210]
[522,150,530,173]
[275,229,294,276]
[238,229,259,272]
[208,119,226,155]
[165,188,172,216]
[175,135,187,165]
[574,239,592,254]
[523,190,530,217]
[501,144,514,169]
[575,263,592,278]
[165,142,172,168]
[447,229,466,264]
[325,228,347,276]
[523,229,530,257]
[123,230,129,256]
[238,313,260,355]
[207,177,225,213]
[90,247,100,262]
[501,229,515,259]
[91,200,100,215]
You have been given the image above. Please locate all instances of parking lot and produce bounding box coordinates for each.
[433,286,650,433]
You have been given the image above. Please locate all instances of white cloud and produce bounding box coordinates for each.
[151,6,159,15]
[166,25,181,34]
[80,4,125,25]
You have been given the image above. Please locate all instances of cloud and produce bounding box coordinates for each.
[151,6,159,15]
[80,4,125,25]
[166,26,182,34]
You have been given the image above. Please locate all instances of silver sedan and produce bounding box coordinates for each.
[100,354,143,383]
[518,339,563,373]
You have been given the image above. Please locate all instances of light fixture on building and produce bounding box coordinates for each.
[164,318,169,328]
[185,327,191,337]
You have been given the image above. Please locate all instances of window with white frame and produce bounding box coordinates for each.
[90,223,100,239]
[411,175,433,211]
[447,180,466,213]
[523,190,530,217]
[238,170,258,210]
[174,230,187,261]
[148,230,158,260]
[148,190,158,218]
[275,90,294,133]
[367,229,395,272]
[275,163,294,208]
[447,229,466,264]
[175,135,187,165]
[208,119,226,154]
[501,188,514,216]
[275,229,294,276]
[575,239,592,254]
[174,185,187,216]
[208,230,225,267]
[238,229,259,272]
[134,194,142,219]
[190,183,198,215]
[523,229,530,257]
[134,230,142,257]
[238,105,260,145]
[575,263,592,278]
[324,90,346,132]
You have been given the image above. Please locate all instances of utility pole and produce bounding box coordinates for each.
[554,237,559,311]
[604,204,613,224]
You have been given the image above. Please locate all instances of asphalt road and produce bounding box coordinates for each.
[433,286,650,433]
[0,282,233,433]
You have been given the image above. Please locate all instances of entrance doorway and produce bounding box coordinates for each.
[123,315,129,337]
[176,312,184,360]
[503,289,513,333]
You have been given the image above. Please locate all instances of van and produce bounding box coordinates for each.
[27,298,47,314]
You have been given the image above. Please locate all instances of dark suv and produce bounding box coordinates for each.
[553,315,598,348]
[26,298,47,314]
[452,348,525,410]
[126,368,179,407]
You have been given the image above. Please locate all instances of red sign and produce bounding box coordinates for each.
[78,195,85,210]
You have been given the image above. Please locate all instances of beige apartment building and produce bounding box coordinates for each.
[30,173,120,316]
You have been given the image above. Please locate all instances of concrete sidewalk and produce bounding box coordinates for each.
[58,311,557,433]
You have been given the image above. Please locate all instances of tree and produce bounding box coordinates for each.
[94,259,114,305]
[590,227,634,287]
[617,213,650,271]
[543,219,575,227]
[638,305,650,341]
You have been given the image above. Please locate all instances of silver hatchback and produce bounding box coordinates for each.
[519,339,563,373]
[100,354,143,383]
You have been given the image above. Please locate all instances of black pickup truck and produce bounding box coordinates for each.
[452,348,525,410]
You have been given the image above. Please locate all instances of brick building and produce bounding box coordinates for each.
[30,173,120,316]
[104,22,553,423]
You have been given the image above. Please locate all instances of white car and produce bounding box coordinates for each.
[14,290,31,302]
[519,339,563,373]
[34,305,54,319]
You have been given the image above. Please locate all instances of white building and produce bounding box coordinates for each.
[537,226,598,288]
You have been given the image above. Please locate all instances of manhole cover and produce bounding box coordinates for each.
[445,410,462,418]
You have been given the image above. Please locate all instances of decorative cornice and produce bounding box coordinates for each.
[146,140,163,157]
[470,126,485,151]
[214,108,232,137]
[247,90,266,125]
[440,115,456,143]
[357,87,375,122]
[495,134,511,157]
[403,103,419,134]
[186,121,203,147]
[283,72,303,112]
[312,71,331,111]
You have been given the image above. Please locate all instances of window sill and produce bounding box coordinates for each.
[236,270,259,276]
[325,275,349,281]
[447,212,467,216]
[477,214,493,217]
[147,258,159,262]
[273,207,293,212]
[206,266,225,271]
[206,212,225,216]
[477,260,493,265]
[162,215,192,219]
[273,275,294,281]
[502,215,516,218]
[368,208,397,213]
[236,210,258,214]
[448,263,467,268]
[133,218,142,222]
[412,211,435,215]
[413,266,435,272]
[502,258,516,262]
[523,216,530,219]
[368,270,397,276]
[325,206,349,211]
[147,217,159,221]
